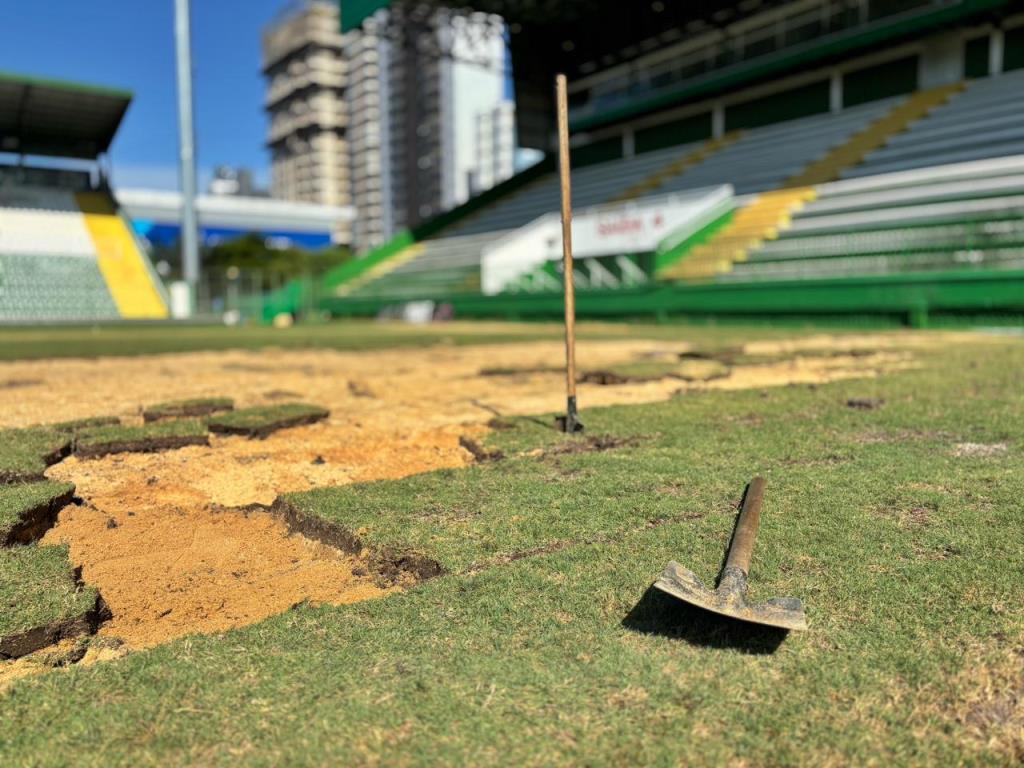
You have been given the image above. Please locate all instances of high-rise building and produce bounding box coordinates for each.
[470,100,516,196]
[262,1,351,243]
[343,7,509,251]
[207,166,264,197]
[264,3,512,252]
[343,12,392,250]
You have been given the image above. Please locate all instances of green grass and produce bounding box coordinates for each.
[75,420,208,456]
[584,358,731,381]
[207,404,329,436]
[0,481,74,543]
[0,427,71,483]
[0,320,845,361]
[0,544,98,640]
[51,416,121,433]
[1,333,1022,764]
[143,397,234,421]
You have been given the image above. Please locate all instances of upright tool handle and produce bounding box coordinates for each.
[724,476,766,575]
[555,73,577,403]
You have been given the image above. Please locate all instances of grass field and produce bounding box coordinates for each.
[0,322,1021,765]
[0,320,844,361]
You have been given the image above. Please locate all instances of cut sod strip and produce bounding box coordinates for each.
[52,416,121,433]
[0,544,107,659]
[581,359,731,385]
[207,403,329,438]
[0,427,72,484]
[143,397,234,422]
[75,420,209,458]
[0,481,75,546]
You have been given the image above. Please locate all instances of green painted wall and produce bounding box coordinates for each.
[843,55,919,107]
[964,35,990,78]
[572,137,623,168]
[1005,27,1024,72]
[635,112,713,154]
[321,270,1024,328]
[725,80,830,131]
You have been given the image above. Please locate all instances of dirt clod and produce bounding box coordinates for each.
[579,370,634,386]
[546,434,642,456]
[264,389,302,400]
[847,397,885,410]
[0,379,43,390]
[458,436,504,463]
[348,380,377,398]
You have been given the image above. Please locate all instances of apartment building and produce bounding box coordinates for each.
[262,1,351,243]
[470,100,517,196]
[264,2,514,252]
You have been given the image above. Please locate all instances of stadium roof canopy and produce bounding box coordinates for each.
[0,71,132,160]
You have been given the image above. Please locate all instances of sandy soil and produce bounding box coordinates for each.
[0,331,962,668]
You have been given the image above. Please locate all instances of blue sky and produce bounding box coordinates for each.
[3,0,287,190]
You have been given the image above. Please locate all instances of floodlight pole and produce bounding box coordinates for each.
[174,0,200,315]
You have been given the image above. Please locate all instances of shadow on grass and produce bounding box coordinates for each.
[622,585,788,655]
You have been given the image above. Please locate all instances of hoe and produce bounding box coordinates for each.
[654,476,808,631]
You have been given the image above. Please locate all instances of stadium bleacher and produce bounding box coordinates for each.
[0,178,117,321]
[0,177,167,322]
[658,99,899,197]
[355,69,1024,293]
[311,2,1024,326]
[726,156,1024,282]
[0,73,167,322]
[346,93,907,299]
[844,69,1024,179]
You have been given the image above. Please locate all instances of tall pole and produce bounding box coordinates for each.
[556,74,583,434]
[174,0,200,315]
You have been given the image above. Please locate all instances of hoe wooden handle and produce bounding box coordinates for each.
[555,73,577,402]
[725,476,766,575]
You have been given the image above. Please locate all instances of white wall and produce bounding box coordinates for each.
[445,15,508,209]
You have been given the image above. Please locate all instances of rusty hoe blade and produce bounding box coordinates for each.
[654,477,808,632]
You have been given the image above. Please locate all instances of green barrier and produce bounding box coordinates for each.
[321,269,1024,328]
[655,208,736,273]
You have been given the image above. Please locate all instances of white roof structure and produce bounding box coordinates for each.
[116,188,353,236]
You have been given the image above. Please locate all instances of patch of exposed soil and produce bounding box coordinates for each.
[953,442,1009,458]
[39,487,392,650]
[0,335,941,433]
[0,331,978,664]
